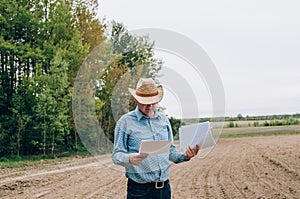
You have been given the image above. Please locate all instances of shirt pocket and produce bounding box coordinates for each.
[127,127,153,152]
[154,124,170,140]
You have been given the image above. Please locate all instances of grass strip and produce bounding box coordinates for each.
[220,131,300,138]
[0,151,90,169]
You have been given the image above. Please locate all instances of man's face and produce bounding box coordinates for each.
[137,102,157,117]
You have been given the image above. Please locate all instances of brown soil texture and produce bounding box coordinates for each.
[1,134,299,199]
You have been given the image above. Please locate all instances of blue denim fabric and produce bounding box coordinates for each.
[127,178,171,199]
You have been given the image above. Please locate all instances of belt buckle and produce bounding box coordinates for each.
[155,181,164,189]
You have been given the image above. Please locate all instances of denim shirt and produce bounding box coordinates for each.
[112,107,186,183]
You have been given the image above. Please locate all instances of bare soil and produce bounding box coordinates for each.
[1,134,299,199]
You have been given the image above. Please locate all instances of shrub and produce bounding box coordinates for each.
[253,121,259,127]
[228,122,235,128]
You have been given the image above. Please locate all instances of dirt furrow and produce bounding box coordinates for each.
[170,162,197,199]
[201,141,232,199]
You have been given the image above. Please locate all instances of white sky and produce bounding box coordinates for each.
[98,0,300,118]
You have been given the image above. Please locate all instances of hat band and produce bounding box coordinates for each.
[136,90,158,97]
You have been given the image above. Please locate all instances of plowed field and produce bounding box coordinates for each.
[1,134,299,199]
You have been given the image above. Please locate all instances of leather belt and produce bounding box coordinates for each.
[128,178,169,189]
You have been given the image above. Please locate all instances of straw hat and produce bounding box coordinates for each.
[128,78,163,104]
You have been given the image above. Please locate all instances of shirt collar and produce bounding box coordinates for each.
[135,106,160,121]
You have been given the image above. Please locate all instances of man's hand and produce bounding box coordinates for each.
[129,153,149,166]
[184,144,200,160]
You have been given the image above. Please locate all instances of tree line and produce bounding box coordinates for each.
[226,113,300,121]
[0,0,162,157]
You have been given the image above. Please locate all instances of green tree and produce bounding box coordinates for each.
[33,50,71,154]
[74,2,105,51]
[237,113,243,120]
[1,0,164,156]
[11,81,33,156]
[0,0,45,156]
[96,22,162,142]
[169,117,182,138]
[0,0,97,156]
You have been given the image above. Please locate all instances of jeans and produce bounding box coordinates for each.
[127,178,171,199]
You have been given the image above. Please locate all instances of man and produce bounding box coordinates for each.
[112,78,199,199]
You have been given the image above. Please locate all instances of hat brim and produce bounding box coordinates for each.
[128,85,163,105]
